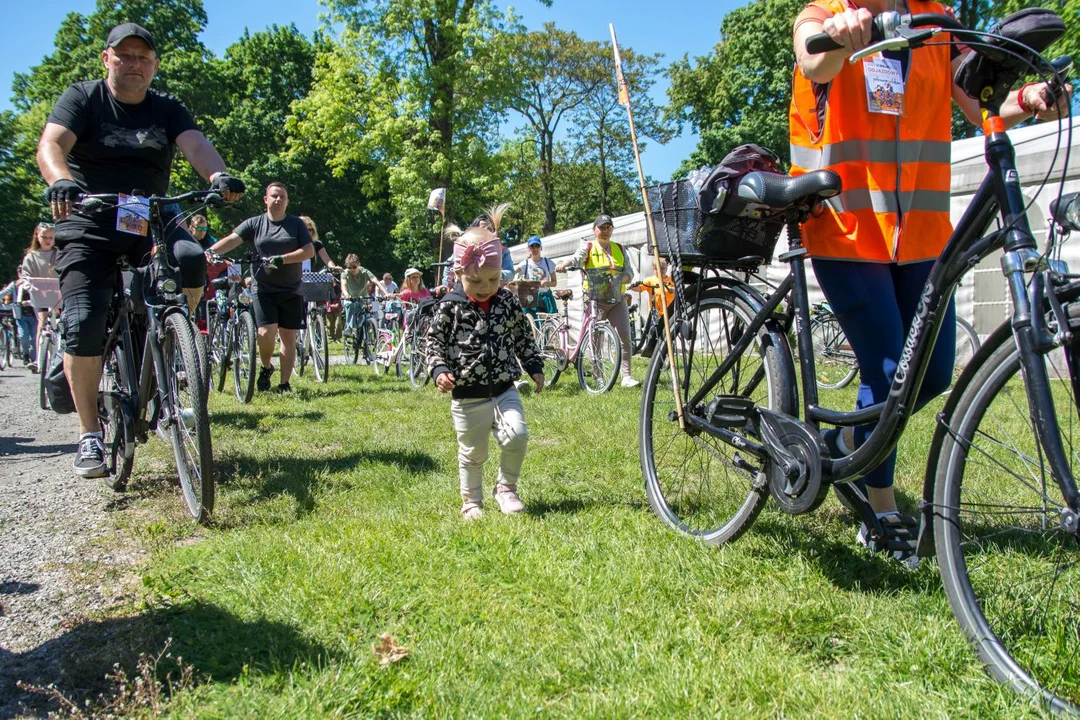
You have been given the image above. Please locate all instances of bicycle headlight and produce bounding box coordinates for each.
[238,291,253,306]
[158,277,178,294]
[1050,192,1080,233]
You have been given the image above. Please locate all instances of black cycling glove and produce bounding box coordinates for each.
[45,179,81,205]
[209,173,245,196]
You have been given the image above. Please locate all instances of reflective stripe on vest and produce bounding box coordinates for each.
[788,0,954,263]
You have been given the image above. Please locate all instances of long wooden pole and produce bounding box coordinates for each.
[610,24,684,429]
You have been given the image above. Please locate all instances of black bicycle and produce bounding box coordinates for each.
[341,296,378,366]
[205,257,258,404]
[639,12,1080,711]
[79,190,220,523]
[37,309,61,409]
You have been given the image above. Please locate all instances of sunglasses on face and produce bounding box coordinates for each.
[193,225,208,231]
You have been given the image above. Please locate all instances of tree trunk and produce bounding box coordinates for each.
[541,130,556,234]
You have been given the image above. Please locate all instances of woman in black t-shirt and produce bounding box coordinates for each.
[209,182,313,393]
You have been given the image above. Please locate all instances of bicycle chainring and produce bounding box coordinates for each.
[756,408,825,515]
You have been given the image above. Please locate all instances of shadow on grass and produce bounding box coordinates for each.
[211,409,326,431]
[215,447,440,522]
[750,513,938,595]
[0,601,337,718]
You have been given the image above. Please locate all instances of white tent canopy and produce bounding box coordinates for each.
[512,118,1080,337]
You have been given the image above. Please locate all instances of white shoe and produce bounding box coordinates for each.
[493,484,525,514]
[620,376,641,388]
[461,503,484,521]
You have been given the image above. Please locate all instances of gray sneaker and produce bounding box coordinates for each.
[73,435,107,479]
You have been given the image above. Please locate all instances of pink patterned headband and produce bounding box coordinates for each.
[453,236,502,275]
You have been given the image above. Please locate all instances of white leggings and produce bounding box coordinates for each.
[450,388,528,507]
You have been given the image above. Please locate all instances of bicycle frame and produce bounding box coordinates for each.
[550,295,605,364]
[679,119,1080,511]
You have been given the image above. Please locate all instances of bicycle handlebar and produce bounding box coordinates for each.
[805,12,962,56]
[75,189,225,214]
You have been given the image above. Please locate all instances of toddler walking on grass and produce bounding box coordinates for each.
[427,203,545,520]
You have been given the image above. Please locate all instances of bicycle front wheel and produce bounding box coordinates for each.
[190,318,211,396]
[954,315,981,373]
[100,340,136,490]
[577,321,621,394]
[810,315,858,390]
[311,313,329,383]
[232,310,257,404]
[641,291,794,545]
[0,328,9,370]
[163,313,214,523]
[38,332,51,410]
[362,319,378,366]
[296,328,308,376]
[210,314,229,393]
[372,334,391,376]
[935,324,1080,712]
[408,330,429,388]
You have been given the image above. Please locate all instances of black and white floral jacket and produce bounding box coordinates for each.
[426,287,544,399]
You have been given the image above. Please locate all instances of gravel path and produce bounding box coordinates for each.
[0,367,143,718]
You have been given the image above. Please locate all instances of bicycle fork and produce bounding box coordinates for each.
[1003,250,1080,523]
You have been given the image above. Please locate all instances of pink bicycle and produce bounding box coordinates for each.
[538,289,622,394]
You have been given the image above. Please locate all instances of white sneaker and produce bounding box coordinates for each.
[461,503,484,521]
[620,376,641,388]
[493,484,525,514]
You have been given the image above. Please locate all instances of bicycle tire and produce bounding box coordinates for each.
[362,318,378,366]
[372,334,391,376]
[163,313,214,523]
[408,319,430,388]
[641,290,795,545]
[211,314,230,393]
[190,318,211,396]
[577,320,621,394]
[540,322,564,389]
[99,341,135,490]
[296,328,308,376]
[233,310,257,404]
[38,332,51,410]
[311,312,329,383]
[934,320,1080,713]
[954,315,981,372]
[810,315,858,390]
[0,328,9,370]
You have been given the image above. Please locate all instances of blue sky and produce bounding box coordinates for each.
[3,0,745,178]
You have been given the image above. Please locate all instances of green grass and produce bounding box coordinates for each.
[83,357,1053,718]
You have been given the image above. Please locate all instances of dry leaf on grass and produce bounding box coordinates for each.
[373,633,409,667]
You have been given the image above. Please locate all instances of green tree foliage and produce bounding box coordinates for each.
[570,45,673,215]
[503,24,608,234]
[0,111,49,277]
[667,0,803,176]
[294,0,551,263]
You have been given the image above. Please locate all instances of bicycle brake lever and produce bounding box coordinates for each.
[849,28,939,62]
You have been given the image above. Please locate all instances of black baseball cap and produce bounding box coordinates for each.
[106,23,157,54]
[593,214,614,228]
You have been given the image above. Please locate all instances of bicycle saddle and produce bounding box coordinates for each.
[735,170,841,210]
[210,277,231,290]
[554,289,573,301]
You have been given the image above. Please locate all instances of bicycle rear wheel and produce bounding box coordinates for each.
[408,322,430,388]
[810,315,858,390]
[210,313,230,393]
[311,312,329,382]
[540,322,564,389]
[163,313,214,523]
[935,322,1080,712]
[577,321,621,394]
[99,341,135,490]
[641,290,795,544]
[232,310,257,404]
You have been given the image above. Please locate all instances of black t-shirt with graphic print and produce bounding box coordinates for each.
[47,80,199,197]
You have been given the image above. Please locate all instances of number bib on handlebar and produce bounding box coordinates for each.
[116,194,150,236]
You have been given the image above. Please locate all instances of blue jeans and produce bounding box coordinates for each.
[812,259,955,489]
[344,299,364,331]
[16,312,37,361]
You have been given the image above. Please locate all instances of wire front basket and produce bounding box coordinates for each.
[646,179,784,267]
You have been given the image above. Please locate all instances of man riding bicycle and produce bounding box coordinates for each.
[37,22,245,478]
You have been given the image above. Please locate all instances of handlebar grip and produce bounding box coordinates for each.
[805,14,887,55]
[1045,55,1073,106]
